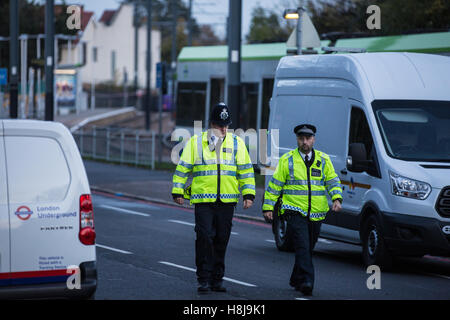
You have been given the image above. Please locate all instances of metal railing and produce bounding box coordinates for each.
[72,126,156,169]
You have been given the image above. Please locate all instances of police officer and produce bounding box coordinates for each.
[262,124,343,296]
[172,103,255,293]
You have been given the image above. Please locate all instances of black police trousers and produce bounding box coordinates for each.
[286,210,322,288]
[194,202,234,284]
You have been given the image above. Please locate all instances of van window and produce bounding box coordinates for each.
[271,95,347,155]
[372,100,450,161]
[349,107,375,161]
[5,136,71,204]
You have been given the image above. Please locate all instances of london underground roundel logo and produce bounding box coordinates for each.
[15,206,33,221]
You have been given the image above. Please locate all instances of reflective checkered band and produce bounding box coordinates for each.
[281,204,327,220]
[220,194,240,199]
[191,193,217,200]
[281,204,308,216]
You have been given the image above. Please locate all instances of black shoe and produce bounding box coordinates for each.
[197,282,209,293]
[210,281,227,292]
[297,282,313,296]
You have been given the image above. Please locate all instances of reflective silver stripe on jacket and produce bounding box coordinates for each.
[283,190,327,196]
[174,170,189,178]
[173,182,185,189]
[288,155,294,180]
[270,177,285,187]
[285,179,324,186]
[237,172,254,179]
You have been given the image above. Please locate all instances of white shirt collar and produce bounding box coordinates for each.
[299,150,312,161]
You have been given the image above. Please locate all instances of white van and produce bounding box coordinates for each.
[0,120,96,299]
[266,52,450,268]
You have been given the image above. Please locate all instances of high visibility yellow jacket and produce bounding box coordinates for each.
[263,148,343,221]
[172,131,256,204]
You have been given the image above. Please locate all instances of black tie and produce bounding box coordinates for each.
[305,155,309,163]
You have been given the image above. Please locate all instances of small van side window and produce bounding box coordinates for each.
[349,107,374,161]
[5,136,71,204]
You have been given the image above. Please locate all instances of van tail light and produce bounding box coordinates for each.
[79,194,96,245]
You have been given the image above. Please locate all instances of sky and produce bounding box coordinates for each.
[54,0,285,41]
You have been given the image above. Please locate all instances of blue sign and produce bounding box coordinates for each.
[156,63,162,88]
[0,68,7,85]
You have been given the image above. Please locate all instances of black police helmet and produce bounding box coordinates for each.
[210,102,232,126]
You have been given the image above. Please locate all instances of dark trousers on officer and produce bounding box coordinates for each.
[194,202,234,285]
[286,210,322,288]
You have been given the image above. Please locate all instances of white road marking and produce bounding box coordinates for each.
[295,297,309,300]
[168,220,238,235]
[265,239,275,243]
[158,261,257,287]
[96,243,133,255]
[168,219,194,226]
[318,238,333,244]
[423,272,450,280]
[100,204,150,217]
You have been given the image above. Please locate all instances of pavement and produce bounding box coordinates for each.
[84,160,266,221]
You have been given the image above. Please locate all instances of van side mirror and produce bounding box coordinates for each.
[347,143,372,173]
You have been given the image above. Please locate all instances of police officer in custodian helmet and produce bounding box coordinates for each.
[172,103,255,293]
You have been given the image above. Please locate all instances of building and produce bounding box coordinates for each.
[175,31,450,131]
[60,3,161,89]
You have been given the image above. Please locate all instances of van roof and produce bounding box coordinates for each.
[276,52,450,101]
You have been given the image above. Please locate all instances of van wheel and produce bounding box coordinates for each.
[273,201,294,252]
[362,215,393,270]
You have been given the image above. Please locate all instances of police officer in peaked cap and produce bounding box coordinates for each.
[263,123,343,296]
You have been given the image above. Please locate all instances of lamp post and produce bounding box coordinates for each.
[283,6,305,55]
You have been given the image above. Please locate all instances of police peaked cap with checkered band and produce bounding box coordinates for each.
[294,123,316,136]
[210,102,232,126]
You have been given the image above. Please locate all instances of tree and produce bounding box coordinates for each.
[122,0,222,63]
[194,25,224,46]
[0,0,79,69]
[304,0,450,37]
[246,6,293,43]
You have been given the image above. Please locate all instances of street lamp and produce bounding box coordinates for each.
[283,7,305,55]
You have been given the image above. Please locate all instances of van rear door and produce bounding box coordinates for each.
[4,125,77,285]
[0,121,10,286]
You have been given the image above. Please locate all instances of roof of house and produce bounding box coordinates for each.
[99,9,117,25]
[81,11,94,31]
